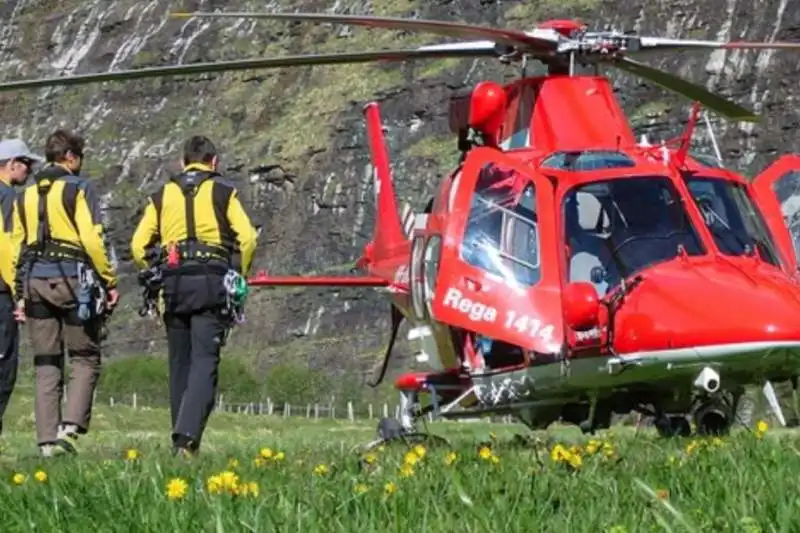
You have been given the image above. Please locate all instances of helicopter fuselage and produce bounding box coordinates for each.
[369,73,800,432]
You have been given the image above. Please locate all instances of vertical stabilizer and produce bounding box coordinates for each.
[363,102,408,260]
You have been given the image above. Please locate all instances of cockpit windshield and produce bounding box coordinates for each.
[460,162,540,287]
[684,177,780,266]
[565,176,705,296]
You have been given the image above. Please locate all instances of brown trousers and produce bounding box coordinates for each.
[25,277,101,445]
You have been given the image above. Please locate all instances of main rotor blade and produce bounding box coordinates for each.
[171,11,561,52]
[0,45,498,92]
[609,57,758,122]
[637,36,800,52]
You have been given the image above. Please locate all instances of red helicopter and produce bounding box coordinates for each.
[4,10,800,444]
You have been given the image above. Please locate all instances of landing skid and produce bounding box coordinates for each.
[356,367,793,452]
[356,417,451,454]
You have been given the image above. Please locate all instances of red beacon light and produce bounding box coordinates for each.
[468,81,507,146]
[537,19,587,38]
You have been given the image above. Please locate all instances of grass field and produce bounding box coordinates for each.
[0,381,797,532]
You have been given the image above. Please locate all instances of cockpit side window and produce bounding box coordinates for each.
[460,162,540,287]
[685,176,780,266]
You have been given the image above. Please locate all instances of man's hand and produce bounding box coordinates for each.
[106,288,120,310]
[13,300,25,323]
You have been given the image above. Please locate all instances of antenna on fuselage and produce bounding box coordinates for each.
[703,111,724,166]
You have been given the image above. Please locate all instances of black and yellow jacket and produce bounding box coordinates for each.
[0,179,24,297]
[130,163,258,276]
[15,164,117,290]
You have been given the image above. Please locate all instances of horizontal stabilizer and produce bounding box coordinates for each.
[248,271,389,287]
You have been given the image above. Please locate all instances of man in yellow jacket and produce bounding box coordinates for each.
[0,139,42,436]
[16,129,119,457]
[131,135,257,456]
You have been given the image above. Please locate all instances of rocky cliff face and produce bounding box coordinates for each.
[0,0,798,383]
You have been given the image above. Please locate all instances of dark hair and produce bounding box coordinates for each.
[183,135,217,165]
[45,129,85,163]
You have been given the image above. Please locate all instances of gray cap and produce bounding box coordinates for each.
[0,139,43,163]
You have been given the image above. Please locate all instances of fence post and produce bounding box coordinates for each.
[306,404,311,418]
[110,397,115,407]
[284,403,290,417]
[347,401,354,421]
[132,392,137,409]
[368,404,373,419]
[315,404,319,419]
[383,403,388,418]
[267,398,274,415]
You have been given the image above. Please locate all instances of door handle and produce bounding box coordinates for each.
[462,277,482,291]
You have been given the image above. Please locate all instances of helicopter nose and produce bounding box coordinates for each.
[614,258,800,352]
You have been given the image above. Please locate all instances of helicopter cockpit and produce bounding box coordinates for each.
[564,176,706,296]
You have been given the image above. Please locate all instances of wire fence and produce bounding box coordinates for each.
[100,391,518,424]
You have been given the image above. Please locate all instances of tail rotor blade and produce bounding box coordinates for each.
[609,57,758,122]
[0,45,498,92]
[170,11,561,52]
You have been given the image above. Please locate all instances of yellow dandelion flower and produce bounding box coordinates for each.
[445,452,457,466]
[404,451,419,466]
[377,445,386,453]
[274,451,285,461]
[254,457,266,467]
[603,447,616,459]
[399,463,415,478]
[585,441,600,455]
[568,453,582,469]
[490,455,500,465]
[384,481,397,495]
[166,478,188,501]
[550,444,569,462]
[220,471,239,489]
[413,445,426,459]
[313,464,329,476]
[206,474,223,494]
[259,448,273,459]
[711,437,725,447]
[125,449,139,461]
[240,481,259,497]
[757,420,768,433]
[354,483,369,495]
[569,445,581,456]
[11,473,24,485]
[228,458,239,469]
[685,440,699,455]
[363,453,378,464]
[34,471,47,483]
[478,446,493,460]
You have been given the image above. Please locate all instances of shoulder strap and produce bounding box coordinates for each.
[35,176,54,251]
[171,170,218,243]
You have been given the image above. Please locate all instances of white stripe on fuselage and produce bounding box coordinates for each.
[609,341,800,367]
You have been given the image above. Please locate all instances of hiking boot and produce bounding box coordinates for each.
[55,424,80,454]
[39,443,70,458]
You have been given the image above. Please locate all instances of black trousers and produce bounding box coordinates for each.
[163,309,226,449]
[0,293,19,435]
